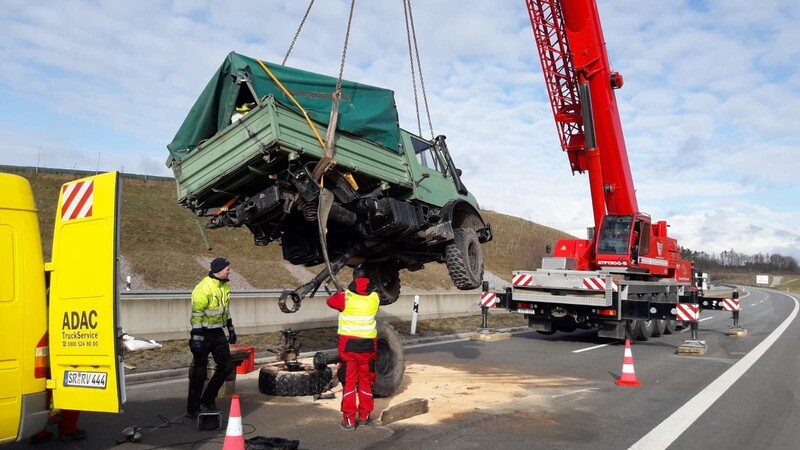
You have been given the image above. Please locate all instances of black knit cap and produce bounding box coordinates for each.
[210,257,230,273]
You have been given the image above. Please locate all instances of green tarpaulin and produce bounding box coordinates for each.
[167,51,401,160]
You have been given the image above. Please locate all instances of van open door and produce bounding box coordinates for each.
[46,171,126,413]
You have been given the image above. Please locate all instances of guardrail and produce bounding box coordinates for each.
[121,290,494,341]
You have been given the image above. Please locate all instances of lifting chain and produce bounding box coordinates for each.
[403,0,435,139]
[283,0,315,66]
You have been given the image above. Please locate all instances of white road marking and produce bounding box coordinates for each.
[629,292,799,450]
[572,343,611,353]
[551,388,599,399]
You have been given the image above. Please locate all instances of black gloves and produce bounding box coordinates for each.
[189,329,204,353]
[226,319,237,345]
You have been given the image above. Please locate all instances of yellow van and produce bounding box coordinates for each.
[0,171,124,444]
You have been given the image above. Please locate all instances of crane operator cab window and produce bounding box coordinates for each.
[597,215,633,255]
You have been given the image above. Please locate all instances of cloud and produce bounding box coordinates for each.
[0,0,798,262]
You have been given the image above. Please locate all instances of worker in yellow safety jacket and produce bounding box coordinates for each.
[186,257,237,418]
[326,266,380,430]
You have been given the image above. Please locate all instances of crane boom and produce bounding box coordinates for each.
[527,0,637,227]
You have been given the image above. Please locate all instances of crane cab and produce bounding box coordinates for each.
[595,214,650,268]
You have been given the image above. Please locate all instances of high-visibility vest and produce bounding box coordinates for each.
[338,290,380,338]
[190,276,231,330]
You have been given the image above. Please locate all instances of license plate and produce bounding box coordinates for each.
[516,308,537,314]
[64,371,107,389]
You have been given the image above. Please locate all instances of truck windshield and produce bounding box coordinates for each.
[597,215,633,255]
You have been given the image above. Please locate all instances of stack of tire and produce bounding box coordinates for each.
[258,321,405,397]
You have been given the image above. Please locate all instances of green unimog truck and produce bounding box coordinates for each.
[166,52,492,311]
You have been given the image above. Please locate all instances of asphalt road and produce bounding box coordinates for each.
[9,287,798,450]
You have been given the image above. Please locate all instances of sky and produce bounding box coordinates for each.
[1,0,798,262]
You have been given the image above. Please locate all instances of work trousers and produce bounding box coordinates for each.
[338,350,377,422]
[187,328,232,413]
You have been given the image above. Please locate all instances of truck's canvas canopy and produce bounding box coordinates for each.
[167,52,401,160]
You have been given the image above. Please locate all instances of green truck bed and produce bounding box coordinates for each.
[170,96,413,209]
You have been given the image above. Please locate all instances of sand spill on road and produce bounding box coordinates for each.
[318,362,590,425]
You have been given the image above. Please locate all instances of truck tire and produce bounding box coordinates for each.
[651,293,667,337]
[373,321,405,398]
[624,320,639,342]
[664,292,679,334]
[637,320,655,341]
[365,264,401,305]
[445,227,484,290]
[258,365,335,397]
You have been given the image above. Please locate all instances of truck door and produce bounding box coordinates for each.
[47,172,125,413]
[407,135,462,205]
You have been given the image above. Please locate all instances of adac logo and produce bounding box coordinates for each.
[657,242,663,256]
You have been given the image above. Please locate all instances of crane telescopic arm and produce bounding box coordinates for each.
[526,0,638,230]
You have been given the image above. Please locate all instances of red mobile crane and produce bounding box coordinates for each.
[498,0,695,341]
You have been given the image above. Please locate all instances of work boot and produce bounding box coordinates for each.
[340,417,356,431]
[357,416,372,427]
[186,410,199,419]
[29,430,52,445]
[60,429,88,441]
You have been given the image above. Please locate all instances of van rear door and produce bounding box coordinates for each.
[46,171,125,413]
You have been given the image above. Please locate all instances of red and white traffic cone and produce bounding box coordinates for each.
[615,339,641,387]
[223,395,245,450]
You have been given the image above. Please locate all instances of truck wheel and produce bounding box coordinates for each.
[637,320,655,341]
[365,264,401,305]
[258,365,335,397]
[651,294,667,337]
[372,321,405,398]
[652,320,667,337]
[445,228,484,290]
[664,293,678,334]
[624,320,639,342]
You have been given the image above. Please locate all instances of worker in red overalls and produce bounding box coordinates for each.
[326,266,380,431]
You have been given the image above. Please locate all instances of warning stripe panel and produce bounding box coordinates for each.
[480,292,497,308]
[61,180,94,221]
[676,303,700,322]
[582,277,618,292]
[722,298,740,311]
[512,273,534,286]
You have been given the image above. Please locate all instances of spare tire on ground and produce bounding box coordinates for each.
[373,321,405,398]
[258,365,334,397]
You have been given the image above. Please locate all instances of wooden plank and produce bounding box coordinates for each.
[379,398,429,425]
[677,340,708,356]
[725,327,748,337]
[470,331,512,341]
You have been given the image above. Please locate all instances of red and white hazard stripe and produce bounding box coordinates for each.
[722,298,740,311]
[583,277,618,292]
[61,180,94,221]
[480,292,497,308]
[676,303,700,322]
[512,273,534,287]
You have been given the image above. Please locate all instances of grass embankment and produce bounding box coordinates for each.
[18,169,571,290]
